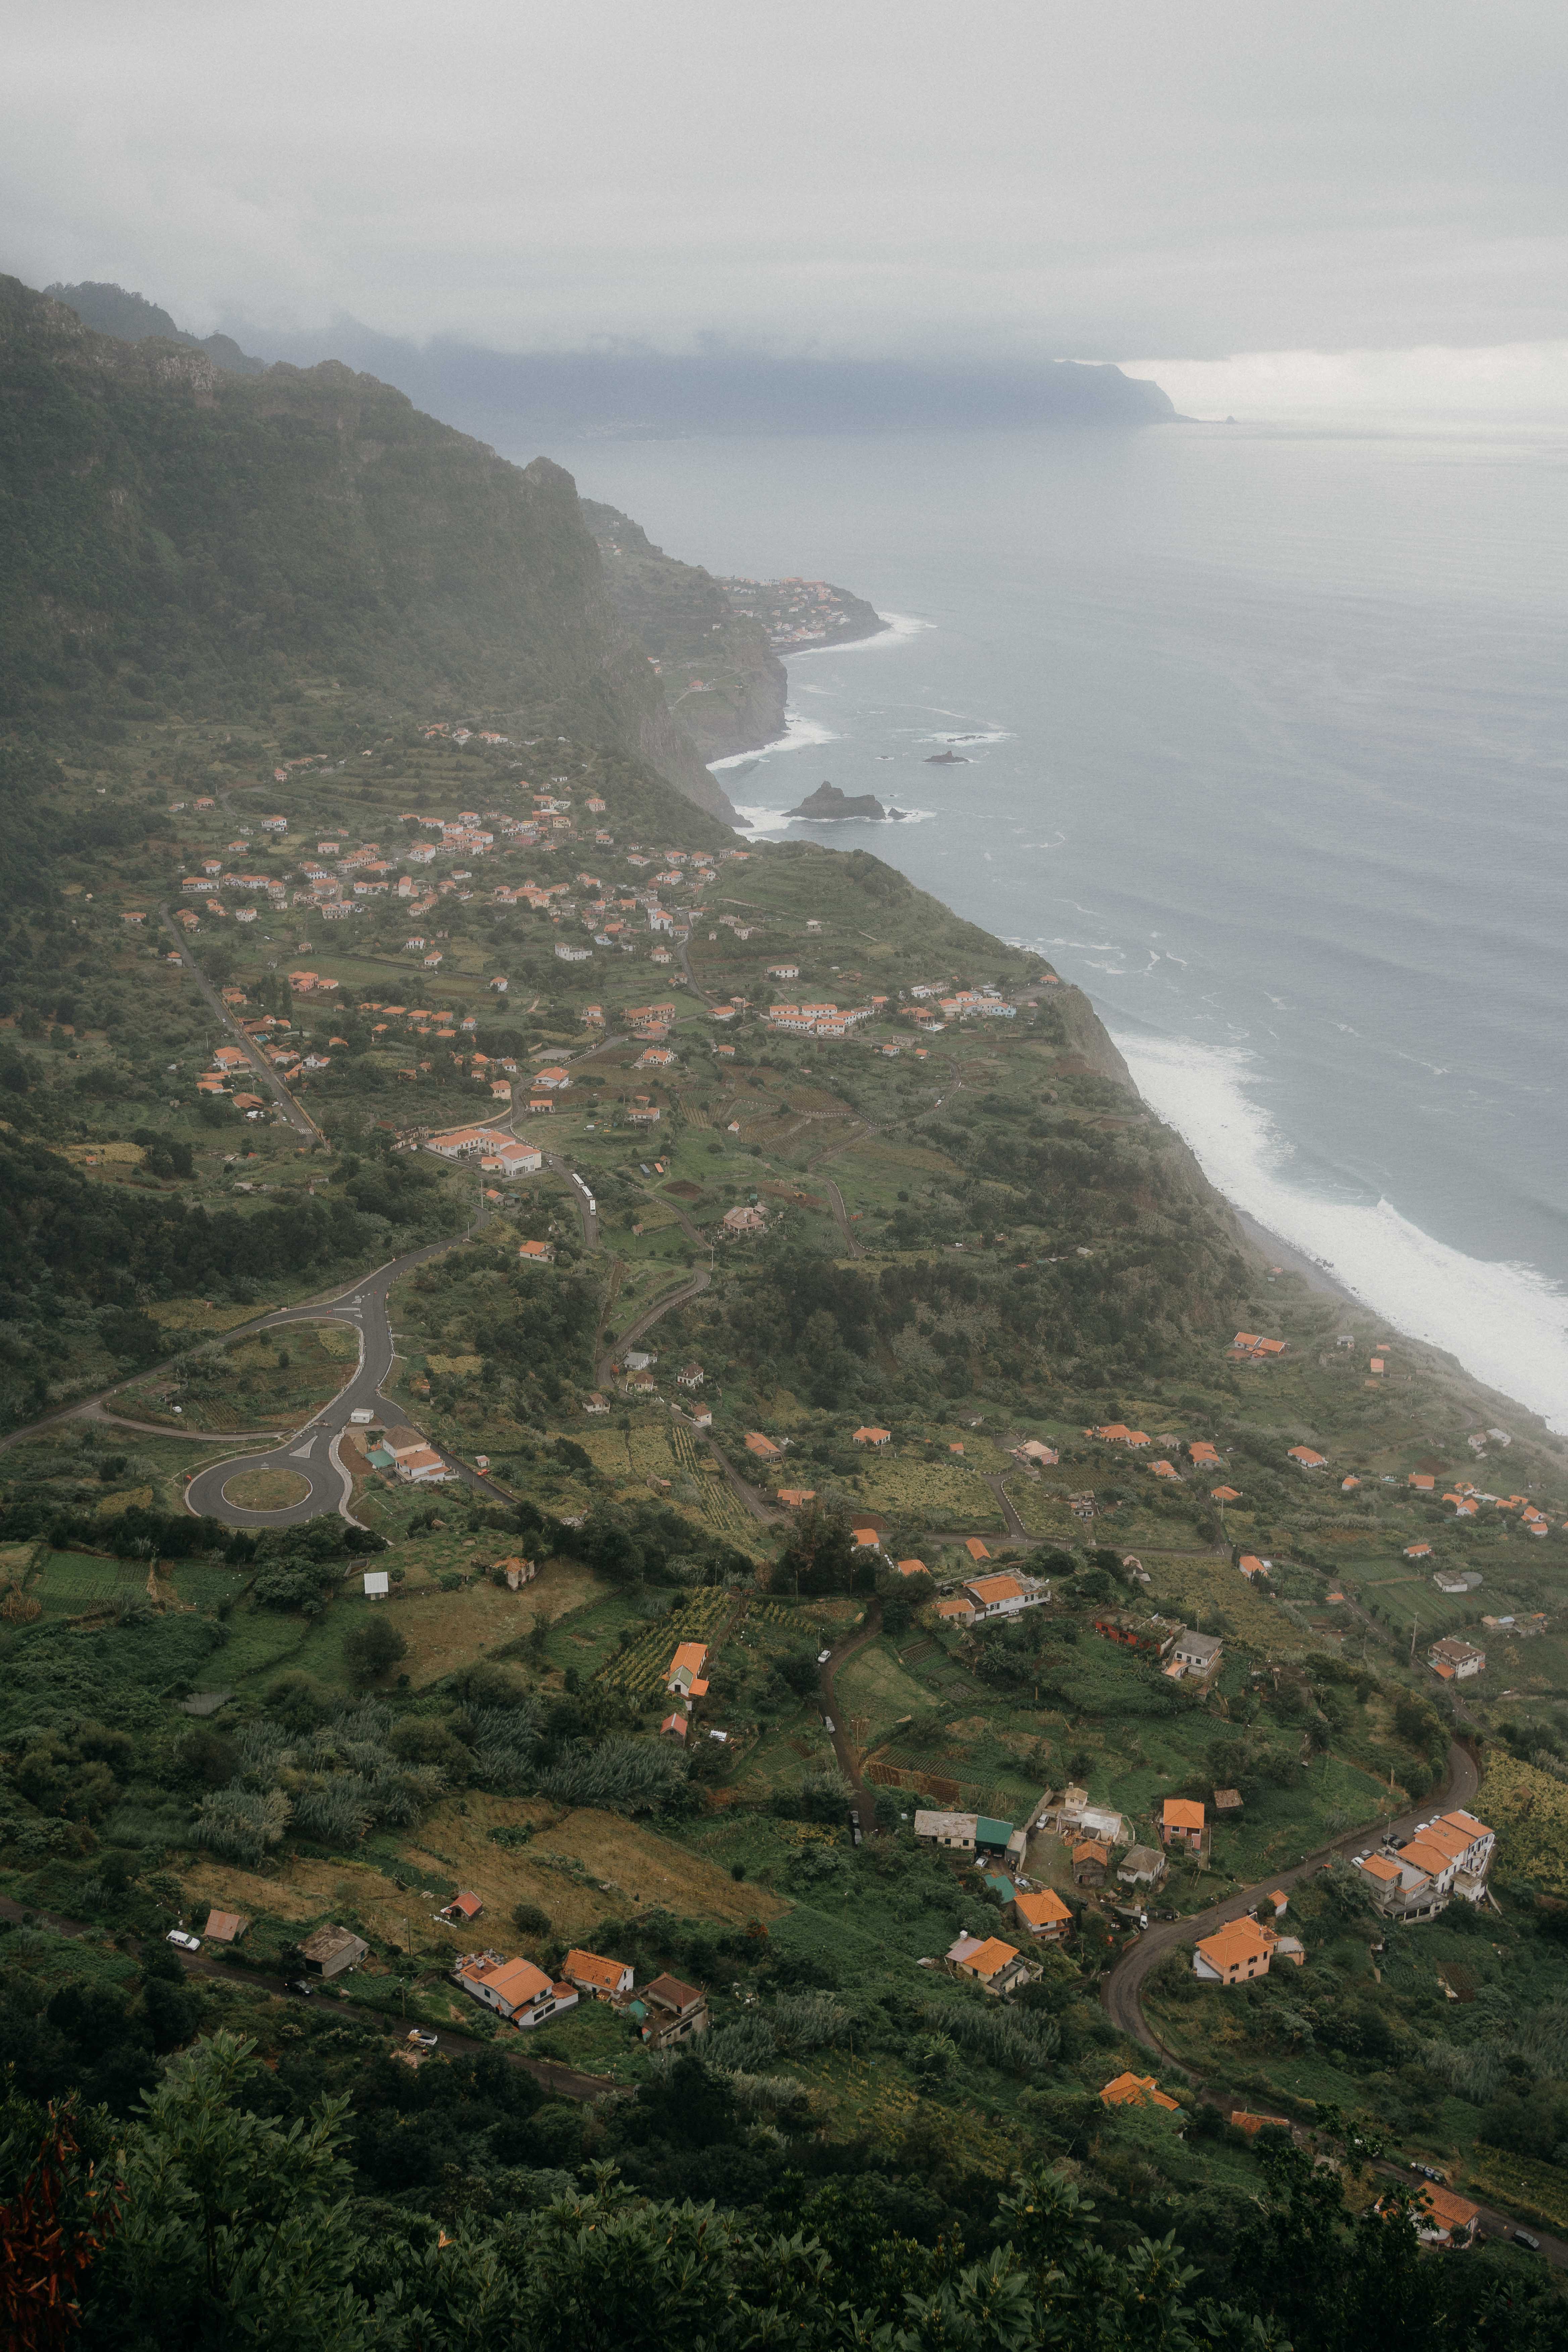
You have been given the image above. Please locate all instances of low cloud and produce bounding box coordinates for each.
[1130,341,1568,421]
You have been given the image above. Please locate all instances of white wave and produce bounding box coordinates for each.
[920,727,1014,747]
[733,801,936,837]
[1113,1028,1568,1432]
[790,610,933,656]
[709,707,838,770]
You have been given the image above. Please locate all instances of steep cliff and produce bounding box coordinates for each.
[583,500,787,763]
[0,278,736,822]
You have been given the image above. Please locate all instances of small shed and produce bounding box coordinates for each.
[1117,1844,1167,1889]
[298,1925,369,1979]
[202,1909,250,1944]
[363,1570,390,1600]
[1072,1838,1109,1887]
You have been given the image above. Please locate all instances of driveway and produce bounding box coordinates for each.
[1100,1741,1480,2052]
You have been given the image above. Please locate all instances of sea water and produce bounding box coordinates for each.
[553,424,1568,1429]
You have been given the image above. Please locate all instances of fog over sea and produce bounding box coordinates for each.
[559,423,1568,1430]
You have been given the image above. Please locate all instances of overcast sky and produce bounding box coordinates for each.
[6,1,1565,402]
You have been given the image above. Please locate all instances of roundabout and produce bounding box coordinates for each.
[220,1466,312,1512]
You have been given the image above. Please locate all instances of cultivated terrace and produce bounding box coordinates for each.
[1,275,1566,2348]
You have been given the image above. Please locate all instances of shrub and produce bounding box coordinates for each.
[343,1616,408,1684]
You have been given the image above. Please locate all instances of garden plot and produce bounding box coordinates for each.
[30,1551,149,1617]
[592,1587,734,1706]
[852,1460,1004,1531]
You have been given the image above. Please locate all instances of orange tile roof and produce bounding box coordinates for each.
[1195,1917,1275,1973]
[959,1936,1022,1979]
[1015,1888,1072,1928]
[668,1641,708,1679]
[1073,1838,1110,1865]
[461,1955,552,2007]
[964,1537,991,1562]
[563,1949,628,1993]
[1101,2071,1180,2111]
[1441,1810,1491,1842]
[967,1572,1024,1605]
[1412,2183,1480,2236]
[1400,1839,1452,1876]
[1163,1799,1205,1830]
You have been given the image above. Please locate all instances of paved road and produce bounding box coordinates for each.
[186,1206,494,1530]
[1101,1740,1481,2056]
[0,1894,614,2104]
[983,1473,1030,1538]
[158,905,320,1143]
[596,1268,711,1390]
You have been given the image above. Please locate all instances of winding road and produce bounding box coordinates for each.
[1101,1739,1480,2054]
[184,1219,493,1528]
[158,906,320,1143]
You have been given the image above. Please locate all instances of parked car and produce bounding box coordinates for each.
[1513,2230,1541,2253]
[817,1649,832,1665]
[823,1716,835,1734]
[1410,2163,1447,2184]
[286,1978,315,1998]
[406,2028,439,2051]
[166,1929,201,1953]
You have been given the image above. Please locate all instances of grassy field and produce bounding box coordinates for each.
[853,1459,1006,1531]
[120,1318,359,1433]
[29,1550,149,1617]
[222,1467,313,1510]
[398,1794,789,1942]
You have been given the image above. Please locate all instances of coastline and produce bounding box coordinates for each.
[1233,1209,1358,1307]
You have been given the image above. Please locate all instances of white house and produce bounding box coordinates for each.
[425,1124,514,1161]
[1428,1636,1485,1680]
[1353,1810,1494,1922]
[960,1572,1050,1621]
[1169,1629,1223,1677]
[454,1952,577,2029]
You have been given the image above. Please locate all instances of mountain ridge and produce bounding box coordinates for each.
[1,276,737,823]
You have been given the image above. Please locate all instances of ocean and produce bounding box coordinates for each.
[551,423,1568,1430]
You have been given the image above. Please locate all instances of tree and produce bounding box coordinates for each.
[82,2032,373,2351]
[774,1503,857,1598]
[342,1615,407,1685]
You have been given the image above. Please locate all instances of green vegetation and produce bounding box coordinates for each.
[0,276,1565,2347]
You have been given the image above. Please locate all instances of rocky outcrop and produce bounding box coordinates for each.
[786,782,902,822]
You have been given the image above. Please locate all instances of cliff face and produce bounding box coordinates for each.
[583,501,787,763]
[0,278,735,821]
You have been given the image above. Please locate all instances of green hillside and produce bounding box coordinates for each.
[1,289,1566,2347]
[0,276,732,820]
